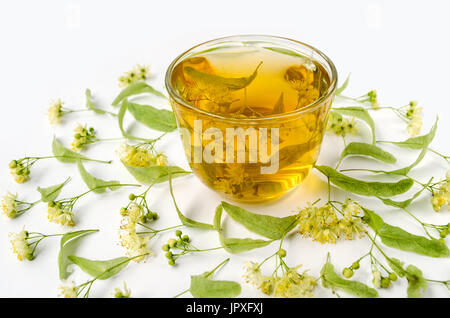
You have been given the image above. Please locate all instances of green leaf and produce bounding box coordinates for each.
[272,93,285,114]
[58,229,98,280]
[386,258,428,297]
[112,82,166,106]
[85,88,106,115]
[340,142,397,164]
[385,122,438,150]
[262,46,306,58]
[52,137,89,163]
[333,107,376,144]
[169,176,214,230]
[122,162,190,184]
[315,165,413,197]
[377,179,431,208]
[405,264,428,298]
[321,255,378,298]
[77,160,120,193]
[184,61,262,91]
[214,205,273,253]
[363,209,450,258]
[190,274,241,298]
[335,74,350,95]
[36,177,70,202]
[127,102,177,132]
[387,258,406,278]
[388,118,437,176]
[68,256,130,280]
[221,201,297,240]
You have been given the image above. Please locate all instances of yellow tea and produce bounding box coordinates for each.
[167,38,336,202]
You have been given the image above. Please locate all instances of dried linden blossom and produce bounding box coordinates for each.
[297,198,366,244]
[118,64,150,88]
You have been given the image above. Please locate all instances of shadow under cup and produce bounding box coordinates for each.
[165,35,337,203]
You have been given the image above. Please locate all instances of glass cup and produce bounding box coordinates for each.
[165,35,337,203]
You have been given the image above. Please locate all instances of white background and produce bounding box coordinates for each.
[0,0,449,298]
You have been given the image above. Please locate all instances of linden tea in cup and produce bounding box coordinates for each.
[165,35,337,202]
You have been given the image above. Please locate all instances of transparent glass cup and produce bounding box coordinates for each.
[165,35,337,203]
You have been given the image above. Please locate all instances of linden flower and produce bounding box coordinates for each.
[71,124,96,152]
[118,143,167,168]
[298,204,339,244]
[47,205,75,227]
[326,113,358,137]
[113,282,131,298]
[297,200,366,244]
[118,64,150,87]
[58,281,78,298]
[9,160,30,183]
[284,65,319,108]
[47,99,64,125]
[405,101,423,137]
[119,205,152,262]
[9,230,33,261]
[1,191,18,218]
[243,262,263,287]
[273,268,316,298]
[407,116,423,137]
[372,269,382,288]
[431,172,450,212]
[367,90,379,109]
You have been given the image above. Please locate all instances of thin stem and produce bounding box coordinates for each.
[205,258,230,278]
[173,288,190,298]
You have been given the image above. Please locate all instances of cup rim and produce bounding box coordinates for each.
[165,34,337,122]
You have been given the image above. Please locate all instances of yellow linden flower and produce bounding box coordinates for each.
[326,113,358,137]
[119,205,152,262]
[118,144,153,167]
[118,64,150,87]
[273,268,316,298]
[284,64,320,108]
[113,282,131,298]
[372,269,382,288]
[9,230,33,261]
[47,206,75,227]
[431,173,450,212]
[47,99,64,125]
[407,115,422,137]
[58,281,78,298]
[134,64,150,80]
[1,191,18,218]
[243,261,263,287]
[405,101,423,137]
[9,160,30,184]
[71,124,96,152]
[367,90,379,109]
[297,200,366,244]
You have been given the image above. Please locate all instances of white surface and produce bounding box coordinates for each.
[0,0,449,298]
